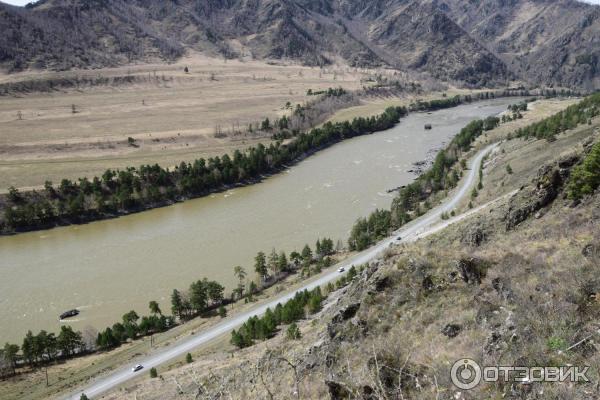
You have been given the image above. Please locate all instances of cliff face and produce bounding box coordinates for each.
[3,0,598,88]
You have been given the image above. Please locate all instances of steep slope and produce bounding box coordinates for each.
[368,1,511,86]
[0,0,184,70]
[441,0,600,89]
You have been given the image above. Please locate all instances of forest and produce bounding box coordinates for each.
[515,92,600,141]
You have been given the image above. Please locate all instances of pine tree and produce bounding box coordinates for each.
[254,252,268,282]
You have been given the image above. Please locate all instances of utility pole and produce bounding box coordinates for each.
[45,365,49,386]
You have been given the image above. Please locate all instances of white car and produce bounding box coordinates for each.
[132,364,144,373]
[338,267,345,273]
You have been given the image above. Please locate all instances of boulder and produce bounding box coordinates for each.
[456,258,488,285]
[441,323,462,338]
[326,380,352,399]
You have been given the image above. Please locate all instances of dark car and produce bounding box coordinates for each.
[132,364,144,373]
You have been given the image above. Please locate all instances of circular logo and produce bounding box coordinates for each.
[450,358,482,390]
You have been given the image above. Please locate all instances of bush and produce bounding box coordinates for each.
[186,353,193,363]
[547,337,568,351]
[286,323,301,340]
[568,141,600,200]
[150,367,158,378]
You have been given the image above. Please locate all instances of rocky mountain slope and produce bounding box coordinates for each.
[1,0,598,88]
[442,0,600,90]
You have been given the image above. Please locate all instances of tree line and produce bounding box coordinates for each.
[1,326,86,377]
[348,115,496,250]
[231,264,362,349]
[1,236,339,378]
[568,140,600,200]
[2,90,573,234]
[515,92,600,142]
[1,106,407,233]
[348,92,600,251]
[306,87,347,97]
[230,287,325,348]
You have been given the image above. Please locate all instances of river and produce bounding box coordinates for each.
[0,98,517,343]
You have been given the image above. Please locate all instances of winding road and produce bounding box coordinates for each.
[67,143,498,399]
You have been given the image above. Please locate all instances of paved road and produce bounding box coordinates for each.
[67,143,497,399]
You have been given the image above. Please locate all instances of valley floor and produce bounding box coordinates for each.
[0,54,369,191]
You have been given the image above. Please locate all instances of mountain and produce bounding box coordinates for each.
[0,0,598,88]
[440,0,600,90]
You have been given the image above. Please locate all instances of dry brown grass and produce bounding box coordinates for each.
[0,53,374,191]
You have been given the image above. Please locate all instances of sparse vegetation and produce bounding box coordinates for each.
[286,323,301,340]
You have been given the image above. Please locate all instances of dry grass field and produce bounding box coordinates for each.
[0,53,378,191]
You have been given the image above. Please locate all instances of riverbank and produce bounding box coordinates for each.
[0,97,570,345]
[0,248,355,400]
[0,91,540,236]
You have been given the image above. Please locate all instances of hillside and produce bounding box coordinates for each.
[97,100,600,399]
[442,0,600,90]
[2,0,598,88]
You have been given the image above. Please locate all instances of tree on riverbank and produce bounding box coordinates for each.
[1,105,408,233]
[255,252,268,283]
[349,92,600,250]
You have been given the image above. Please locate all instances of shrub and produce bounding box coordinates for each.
[150,367,158,378]
[286,323,301,340]
[568,142,600,200]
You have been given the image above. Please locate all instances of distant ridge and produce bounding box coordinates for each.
[0,0,598,89]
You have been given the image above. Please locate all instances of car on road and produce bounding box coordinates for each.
[132,364,144,373]
[338,267,345,273]
[396,236,402,241]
